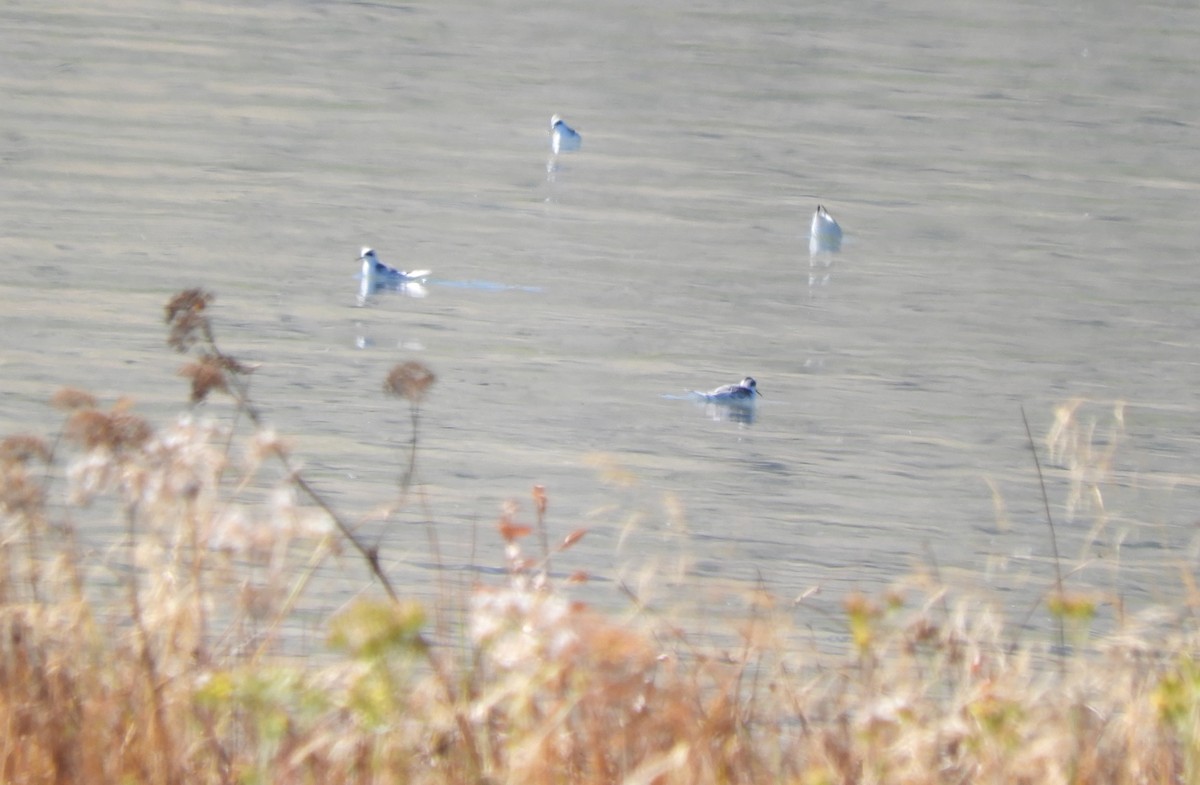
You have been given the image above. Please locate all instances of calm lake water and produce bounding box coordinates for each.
[3,0,1200,647]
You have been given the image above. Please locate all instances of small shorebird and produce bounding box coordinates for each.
[809,205,843,254]
[358,247,430,281]
[550,114,582,154]
[694,377,762,403]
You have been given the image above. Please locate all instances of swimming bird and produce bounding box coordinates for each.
[694,377,762,403]
[358,247,430,281]
[809,205,843,254]
[550,114,582,154]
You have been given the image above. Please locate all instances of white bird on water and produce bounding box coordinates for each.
[693,376,762,403]
[358,247,430,282]
[809,205,843,254]
[550,114,582,154]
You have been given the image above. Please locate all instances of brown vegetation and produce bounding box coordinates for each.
[0,291,1196,784]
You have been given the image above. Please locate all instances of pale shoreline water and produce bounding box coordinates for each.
[3,1,1200,646]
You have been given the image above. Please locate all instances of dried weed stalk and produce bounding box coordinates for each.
[0,293,1196,785]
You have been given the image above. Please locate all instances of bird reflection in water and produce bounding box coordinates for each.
[357,275,429,305]
[700,399,757,425]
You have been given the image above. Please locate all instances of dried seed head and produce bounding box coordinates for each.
[0,469,44,515]
[164,288,212,323]
[560,528,587,550]
[498,520,533,543]
[384,361,436,404]
[165,288,214,352]
[64,411,114,451]
[51,387,98,412]
[179,356,230,403]
[0,435,51,466]
[64,408,152,453]
[109,412,153,451]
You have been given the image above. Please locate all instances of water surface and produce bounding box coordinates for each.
[3,0,1200,646]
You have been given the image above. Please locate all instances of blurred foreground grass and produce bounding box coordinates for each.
[0,290,1197,784]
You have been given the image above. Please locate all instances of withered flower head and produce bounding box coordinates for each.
[64,410,113,451]
[0,470,44,515]
[164,288,212,323]
[0,435,51,466]
[165,288,214,352]
[64,408,153,453]
[51,387,98,412]
[108,411,153,452]
[384,361,436,404]
[179,355,230,404]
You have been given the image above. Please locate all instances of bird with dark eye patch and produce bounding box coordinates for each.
[357,247,431,281]
[549,114,582,154]
[809,205,843,254]
[693,377,762,403]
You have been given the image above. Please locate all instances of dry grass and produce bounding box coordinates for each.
[0,290,1198,784]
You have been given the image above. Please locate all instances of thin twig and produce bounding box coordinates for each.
[168,293,485,772]
[195,323,403,603]
[1020,405,1066,653]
